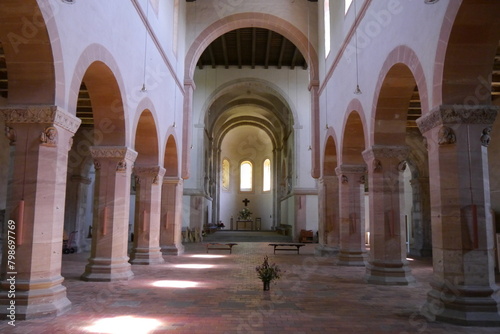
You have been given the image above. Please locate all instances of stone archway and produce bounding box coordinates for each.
[130,108,164,265]
[418,0,500,325]
[0,0,79,319]
[183,12,320,179]
[79,60,135,282]
[160,134,184,255]
[317,133,340,256]
[364,57,429,285]
[338,108,367,266]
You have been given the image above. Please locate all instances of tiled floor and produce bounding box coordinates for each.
[2,241,500,334]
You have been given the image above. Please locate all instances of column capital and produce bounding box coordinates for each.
[1,105,81,134]
[90,146,138,162]
[134,165,166,185]
[417,104,498,134]
[335,164,366,175]
[362,145,409,161]
[362,145,409,174]
[163,176,183,185]
[335,164,366,184]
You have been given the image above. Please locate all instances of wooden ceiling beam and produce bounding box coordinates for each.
[208,44,216,68]
[264,30,272,69]
[277,36,287,69]
[236,29,242,69]
[221,34,229,69]
[290,46,299,70]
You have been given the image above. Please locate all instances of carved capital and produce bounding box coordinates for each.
[481,127,492,147]
[335,164,366,177]
[4,126,16,145]
[416,105,498,134]
[90,146,138,163]
[362,145,410,161]
[1,105,81,134]
[134,165,166,185]
[40,126,58,146]
[437,126,456,145]
[116,160,127,172]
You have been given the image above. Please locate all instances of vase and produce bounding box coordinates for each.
[263,281,270,291]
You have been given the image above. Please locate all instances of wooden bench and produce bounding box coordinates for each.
[268,243,306,254]
[206,243,238,254]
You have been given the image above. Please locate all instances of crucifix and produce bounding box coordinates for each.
[242,198,250,206]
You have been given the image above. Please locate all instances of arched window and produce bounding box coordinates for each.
[263,159,271,192]
[222,159,230,190]
[240,161,253,192]
[324,0,331,57]
[345,0,353,15]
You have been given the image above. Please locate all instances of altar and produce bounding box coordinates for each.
[236,220,254,230]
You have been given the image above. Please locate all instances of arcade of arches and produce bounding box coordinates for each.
[0,0,500,329]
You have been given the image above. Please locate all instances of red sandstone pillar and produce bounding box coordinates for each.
[363,145,415,285]
[81,146,137,281]
[316,176,340,256]
[160,177,184,255]
[0,106,80,319]
[130,166,165,264]
[417,105,500,325]
[336,164,367,266]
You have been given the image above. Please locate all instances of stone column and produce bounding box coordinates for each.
[81,146,137,281]
[416,105,500,325]
[316,176,340,256]
[130,165,165,264]
[409,177,432,257]
[160,177,185,255]
[336,164,367,266]
[363,145,415,285]
[66,175,92,253]
[0,105,80,319]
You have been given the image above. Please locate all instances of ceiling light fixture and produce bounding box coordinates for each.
[353,0,362,95]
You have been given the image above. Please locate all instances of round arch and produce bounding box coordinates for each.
[184,13,319,83]
[199,77,299,127]
[370,45,429,145]
[0,0,59,104]
[164,134,179,177]
[323,134,338,177]
[433,0,500,106]
[340,99,368,165]
[69,44,129,146]
[134,108,160,166]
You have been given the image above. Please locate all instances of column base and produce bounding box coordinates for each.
[314,245,339,257]
[422,280,500,326]
[161,244,185,256]
[337,250,367,266]
[130,247,165,265]
[365,260,415,285]
[81,257,134,282]
[0,277,71,320]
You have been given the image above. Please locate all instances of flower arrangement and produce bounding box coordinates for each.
[238,207,252,220]
[255,255,281,290]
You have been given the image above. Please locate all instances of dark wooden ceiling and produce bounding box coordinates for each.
[196,28,308,70]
